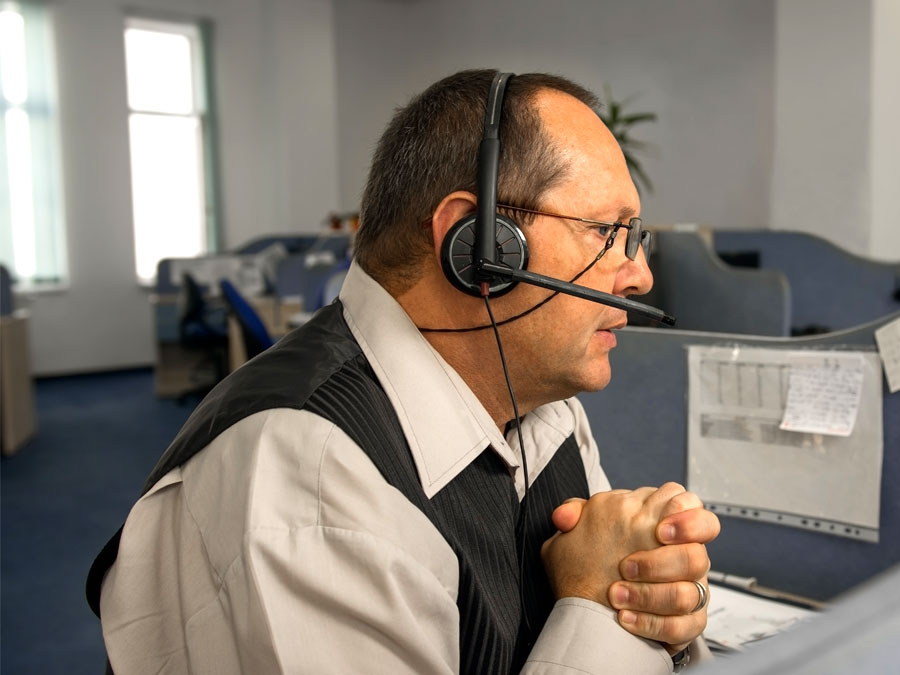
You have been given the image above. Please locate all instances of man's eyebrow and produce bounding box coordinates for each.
[615,205,638,221]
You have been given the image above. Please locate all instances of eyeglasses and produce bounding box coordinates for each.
[496,203,652,262]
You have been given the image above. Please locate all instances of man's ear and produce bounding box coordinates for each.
[430,191,478,261]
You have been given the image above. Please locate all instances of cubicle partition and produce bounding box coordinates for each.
[714,230,900,334]
[152,251,305,397]
[235,232,351,258]
[638,230,791,336]
[273,254,350,311]
[578,312,900,601]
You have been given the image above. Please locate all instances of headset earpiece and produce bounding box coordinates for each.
[441,211,529,297]
[440,71,523,298]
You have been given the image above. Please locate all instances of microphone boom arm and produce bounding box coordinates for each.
[479,260,676,327]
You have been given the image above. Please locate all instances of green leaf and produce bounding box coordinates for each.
[600,83,657,195]
[621,112,657,125]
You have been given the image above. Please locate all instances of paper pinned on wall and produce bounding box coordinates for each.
[778,354,865,436]
[874,317,900,394]
[686,345,883,541]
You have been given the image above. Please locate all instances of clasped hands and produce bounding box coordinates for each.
[541,482,721,653]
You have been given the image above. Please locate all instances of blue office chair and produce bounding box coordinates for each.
[219,278,275,360]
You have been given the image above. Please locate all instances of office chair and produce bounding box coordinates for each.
[219,278,275,361]
[177,272,229,400]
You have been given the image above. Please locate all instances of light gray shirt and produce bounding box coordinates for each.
[100,263,705,673]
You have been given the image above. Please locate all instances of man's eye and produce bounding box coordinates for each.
[592,225,613,237]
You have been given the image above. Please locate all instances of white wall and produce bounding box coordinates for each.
[770,0,900,260]
[332,0,776,231]
[870,0,900,260]
[23,0,897,374]
[25,0,338,375]
[770,0,872,256]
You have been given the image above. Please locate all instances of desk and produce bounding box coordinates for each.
[1,310,37,454]
[151,294,301,398]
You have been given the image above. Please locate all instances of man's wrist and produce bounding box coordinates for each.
[671,644,691,672]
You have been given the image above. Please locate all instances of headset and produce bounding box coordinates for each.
[439,71,676,326]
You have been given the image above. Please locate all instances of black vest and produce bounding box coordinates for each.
[87,301,589,674]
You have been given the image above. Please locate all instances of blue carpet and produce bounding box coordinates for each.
[1,369,194,674]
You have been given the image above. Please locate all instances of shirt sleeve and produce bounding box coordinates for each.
[222,410,464,674]
[560,396,715,671]
[525,599,674,674]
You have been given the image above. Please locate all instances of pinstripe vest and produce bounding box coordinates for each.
[88,300,589,674]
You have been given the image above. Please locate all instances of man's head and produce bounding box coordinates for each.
[356,69,653,418]
[355,69,601,294]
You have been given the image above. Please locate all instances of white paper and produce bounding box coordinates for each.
[704,584,817,652]
[779,354,864,436]
[874,317,900,394]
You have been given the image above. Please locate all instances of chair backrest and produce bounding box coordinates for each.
[219,279,274,360]
[177,272,226,341]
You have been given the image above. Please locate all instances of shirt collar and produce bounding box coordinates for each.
[339,262,578,499]
[340,262,510,498]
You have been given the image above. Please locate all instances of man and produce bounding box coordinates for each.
[89,69,719,673]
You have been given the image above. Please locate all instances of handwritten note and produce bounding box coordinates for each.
[779,354,865,436]
[874,317,900,394]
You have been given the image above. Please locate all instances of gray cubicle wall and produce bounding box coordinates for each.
[578,312,900,602]
[639,230,791,336]
[714,230,900,334]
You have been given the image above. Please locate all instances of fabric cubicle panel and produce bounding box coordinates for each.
[640,230,791,336]
[713,230,900,334]
[577,312,900,601]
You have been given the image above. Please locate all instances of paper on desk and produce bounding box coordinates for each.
[874,317,900,393]
[704,584,817,652]
[779,353,864,436]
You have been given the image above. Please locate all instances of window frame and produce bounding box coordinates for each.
[123,14,221,287]
[0,1,68,291]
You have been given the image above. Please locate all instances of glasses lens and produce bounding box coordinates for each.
[640,229,651,263]
[625,218,643,260]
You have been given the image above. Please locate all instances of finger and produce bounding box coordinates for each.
[657,507,721,545]
[551,498,586,532]
[658,490,704,520]
[609,579,710,616]
[639,482,685,509]
[617,608,707,650]
[620,543,710,582]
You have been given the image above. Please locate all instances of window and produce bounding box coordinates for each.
[124,17,219,285]
[0,2,67,287]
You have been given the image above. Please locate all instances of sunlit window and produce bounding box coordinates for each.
[124,17,218,284]
[0,2,67,287]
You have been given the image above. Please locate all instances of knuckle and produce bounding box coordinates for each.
[628,610,662,638]
[685,543,711,578]
[635,582,656,608]
[678,581,698,613]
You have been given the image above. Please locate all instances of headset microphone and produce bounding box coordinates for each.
[480,260,676,326]
[440,71,676,327]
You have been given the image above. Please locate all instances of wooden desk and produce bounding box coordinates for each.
[1,310,37,454]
